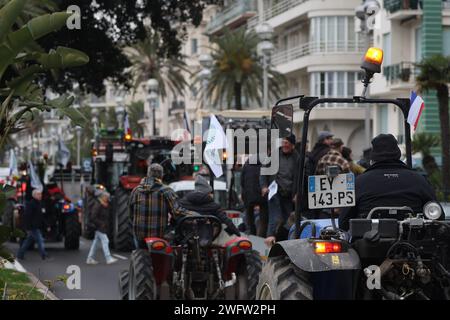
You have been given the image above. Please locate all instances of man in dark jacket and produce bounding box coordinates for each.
[17,189,49,260]
[339,134,437,231]
[179,175,240,238]
[240,154,268,236]
[260,134,299,246]
[309,131,334,172]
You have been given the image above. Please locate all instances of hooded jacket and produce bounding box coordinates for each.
[91,199,110,234]
[179,191,240,236]
[129,177,188,240]
[23,198,43,230]
[241,155,264,205]
[309,142,330,171]
[339,160,437,231]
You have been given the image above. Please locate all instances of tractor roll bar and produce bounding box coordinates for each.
[275,95,412,239]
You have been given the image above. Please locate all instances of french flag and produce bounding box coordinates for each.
[408,91,425,130]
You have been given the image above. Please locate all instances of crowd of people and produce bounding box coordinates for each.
[240,131,372,246]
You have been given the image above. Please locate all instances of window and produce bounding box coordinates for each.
[443,27,450,57]
[415,28,422,62]
[310,16,361,52]
[383,33,391,66]
[191,38,198,55]
[310,71,358,99]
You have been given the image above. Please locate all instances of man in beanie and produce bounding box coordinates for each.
[179,175,240,237]
[315,138,350,175]
[260,134,299,246]
[309,131,334,172]
[129,163,190,248]
[339,134,437,231]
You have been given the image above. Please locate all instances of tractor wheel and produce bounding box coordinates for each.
[119,270,129,300]
[128,249,157,300]
[64,214,80,250]
[256,255,312,300]
[113,187,133,252]
[82,193,95,240]
[233,250,262,300]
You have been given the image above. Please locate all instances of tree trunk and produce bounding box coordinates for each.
[437,85,450,200]
[234,82,242,110]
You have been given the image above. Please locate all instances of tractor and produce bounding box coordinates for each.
[256,47,450,300]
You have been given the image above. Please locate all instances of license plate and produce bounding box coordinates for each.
[308,173,355,209]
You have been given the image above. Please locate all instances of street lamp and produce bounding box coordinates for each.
[115,96,125,129]
[146,78,159,136]
[199,53,213,109]
[75,126,82,168]
[356,0,381,148]
[256,22,274,109]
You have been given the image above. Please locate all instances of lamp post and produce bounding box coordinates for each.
[256,22,274,109]
[75,126,82,168]
[199,53,213,109]
[146,78,159,136]
[115,96,125,129]
[356,0,380,148]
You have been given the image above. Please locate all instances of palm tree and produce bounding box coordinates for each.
[124,29,189,101]
[416,54,450,198]
[127,101,145,138]
[201,27,285,110]
[412,132,440,175]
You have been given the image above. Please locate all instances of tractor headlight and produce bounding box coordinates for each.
[423,201,443,220]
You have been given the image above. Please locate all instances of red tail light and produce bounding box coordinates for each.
[63,204,70,210]
[227,212,240,219]
[151,241,166,251]
[21,183,27,192]
[314,242,342,254]
[238,240,252,250]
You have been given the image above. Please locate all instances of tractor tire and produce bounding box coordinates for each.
[113,187,133,252]
[128,249,157,300]
[64,214,80,250]
[119,270,129,300]
[233,250,262,300]
[256,255,313,300]
[82,193,95,240]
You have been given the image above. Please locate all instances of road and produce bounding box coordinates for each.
[5,234,268,300]
[5,238,130,300]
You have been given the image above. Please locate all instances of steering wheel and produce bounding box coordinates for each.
[175,215,223,244]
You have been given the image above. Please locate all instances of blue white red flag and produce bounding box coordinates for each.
[408,91,425,130]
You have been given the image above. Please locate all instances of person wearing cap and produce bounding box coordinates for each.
[339,134,437,231]
[129,163,189,249]
[86,191,118,265]
[260,134,300,246]
[309,131,334,172]
[179,175,241,242]
[315,138,350,175]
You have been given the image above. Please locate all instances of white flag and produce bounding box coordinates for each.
[204,115,228,178]
[124,112,131,134]
[28,161,43,191]
[8,149,18,177]
[57,139,71,167]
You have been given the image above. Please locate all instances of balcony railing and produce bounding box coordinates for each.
[383,0,421,13]
[383,62,419,84]
[272,40,366,65]
[206,0,257,34]
[248,0,310,28]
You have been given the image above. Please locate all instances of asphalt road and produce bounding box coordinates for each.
[5,238,130,300]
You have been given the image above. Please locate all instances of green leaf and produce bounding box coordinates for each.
[0,12,71,78]
[0,0,26,43]
[35,46,89,69]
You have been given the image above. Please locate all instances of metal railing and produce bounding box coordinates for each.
[248,0,310,28]
[206,0,257,34]
[383,0,421,13]
[272,40,366,65]
[383,61,419,83]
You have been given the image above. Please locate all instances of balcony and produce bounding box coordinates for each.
[384,0,422,20]
[272,40,366,66]
[247,0,310,29]
[169,100,186,116]
[383,61,419,85]
[206,0,257,35]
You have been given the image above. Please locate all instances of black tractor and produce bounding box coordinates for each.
[256,47,450,300]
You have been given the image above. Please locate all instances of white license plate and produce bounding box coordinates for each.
[308,173,355,209]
